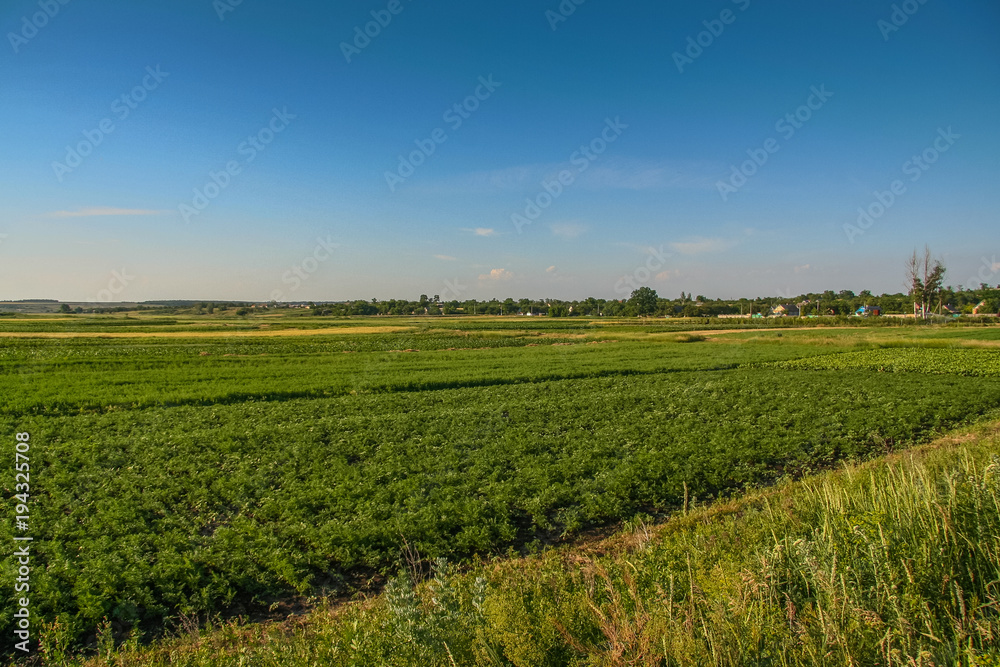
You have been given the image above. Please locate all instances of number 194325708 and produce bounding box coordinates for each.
[14,433,30,527]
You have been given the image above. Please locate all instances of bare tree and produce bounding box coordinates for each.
[906,246,946,320]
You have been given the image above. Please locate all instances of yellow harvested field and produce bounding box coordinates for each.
[0,326,415,339]
[697,327,855,336]
[0,317,77,321]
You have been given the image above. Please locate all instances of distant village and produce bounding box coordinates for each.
[2,285,998,319]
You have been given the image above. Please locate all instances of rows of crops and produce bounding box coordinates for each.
[770,347,1000,376]
[0,336,841,416]
[2,324,1000,655]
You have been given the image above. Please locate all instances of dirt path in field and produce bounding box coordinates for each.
[0,326,415,339]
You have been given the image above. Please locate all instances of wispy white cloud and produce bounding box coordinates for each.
[461,227,498,237]
[550,221,586,239]
[470,166,535,190]
[546,265,557,273]
[669,237,736,255]
[411,159,718,196]
[793,264,811,274]
[49,207,165,218]
[479,268,513,281]
[614,242,673,257]
[434,254,457,261]
[575,159,718,191]
[655,269,679,281]
[75,238,123,246]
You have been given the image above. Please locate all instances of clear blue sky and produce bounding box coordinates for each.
[1,0,998,302]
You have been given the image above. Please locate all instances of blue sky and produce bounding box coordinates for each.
[1,0,998,302]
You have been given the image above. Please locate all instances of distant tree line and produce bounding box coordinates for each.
[35,250,999,319]
[31,283,1000,319]
[280,284,1000,319]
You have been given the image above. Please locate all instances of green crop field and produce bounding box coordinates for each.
[2,315,1000,664]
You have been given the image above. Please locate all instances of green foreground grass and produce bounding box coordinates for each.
[55,419,1000,667]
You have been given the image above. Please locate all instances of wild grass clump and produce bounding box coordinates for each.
[61,423,1000,666]
[671,333,706,343]
[774,347,1000,377]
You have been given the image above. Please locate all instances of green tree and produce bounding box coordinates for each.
[629,287,658,316]
[907,246,946,319]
